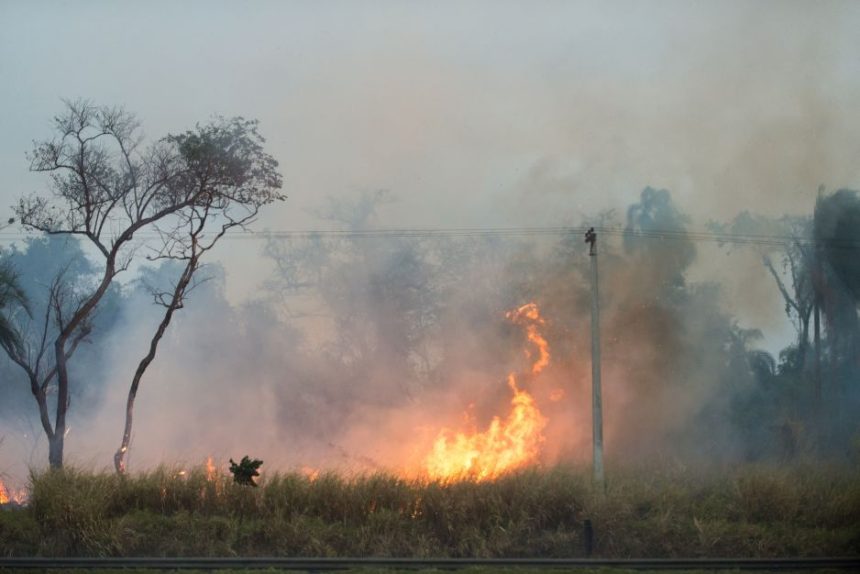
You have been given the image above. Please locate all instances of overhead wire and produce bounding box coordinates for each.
[0,225,856,248]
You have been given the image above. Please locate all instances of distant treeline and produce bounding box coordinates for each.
[1,187,859,467]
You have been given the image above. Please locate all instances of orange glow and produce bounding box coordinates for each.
[0,478,27,505]
[506,303,550,375]
[205,456,216,482]
[300,466,320,481]
[549,388,565,402]
[423,302,552,481]
[425,375,547,480]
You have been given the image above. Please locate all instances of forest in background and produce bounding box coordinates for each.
[1,185,858,481]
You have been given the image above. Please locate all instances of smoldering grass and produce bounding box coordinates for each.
[2,463,858,558]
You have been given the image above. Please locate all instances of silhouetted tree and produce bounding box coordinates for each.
[0,235,124,464]
[15,100,283,468]
[814,190,860,393]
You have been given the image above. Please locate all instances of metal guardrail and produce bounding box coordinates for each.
[0,557,858,570]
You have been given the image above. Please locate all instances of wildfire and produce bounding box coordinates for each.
[0,478,27,506]
[506,303,550,375]
[423,302,551,481]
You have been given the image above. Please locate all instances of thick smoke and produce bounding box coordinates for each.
[6,186,857,489]
[2,2,859,493]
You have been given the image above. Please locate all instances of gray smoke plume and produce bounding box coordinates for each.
[3,1,860,487]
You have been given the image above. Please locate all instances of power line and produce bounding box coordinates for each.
[0,226,855,248]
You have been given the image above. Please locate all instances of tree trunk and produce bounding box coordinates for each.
[48,432,64,468]
[47,259,116,469]
[50,337,70,469]
[114,316,173,474]
[25,371,56,444]
[798,311,810,371]
[114,258,197,474]
[114,388,136,474]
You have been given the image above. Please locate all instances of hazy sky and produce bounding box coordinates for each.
[2,0,860,480]
[2,0,859,304]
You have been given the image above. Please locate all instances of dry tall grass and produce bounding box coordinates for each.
[1,463,858,558]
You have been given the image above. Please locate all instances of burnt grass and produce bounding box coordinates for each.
[1,463,858,558]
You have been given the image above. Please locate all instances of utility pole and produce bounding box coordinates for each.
[585,227,604,486]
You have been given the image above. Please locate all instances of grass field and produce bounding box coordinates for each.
[1,463,858,558]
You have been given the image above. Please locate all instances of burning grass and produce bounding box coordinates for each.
[1,463,858,558]
[422,302,552,481]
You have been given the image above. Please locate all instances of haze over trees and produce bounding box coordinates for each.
[257,187,860,466]
[713,190,860,456]
[0,108,858,475]
[1,100,283,469]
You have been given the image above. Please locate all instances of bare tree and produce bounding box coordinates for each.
[762,236,815,370]
[114,178,268,472]
[0,269,92,460]
[16,99,283,468]
[710,213,817,372]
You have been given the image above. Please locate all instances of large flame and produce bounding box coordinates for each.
[423,302,551,481]
[0,480,8,505]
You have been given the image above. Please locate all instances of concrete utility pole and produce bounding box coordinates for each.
[585,228,604,486]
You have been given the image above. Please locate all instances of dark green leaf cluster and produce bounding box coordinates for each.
[0,261,29,356]
[229,456,263,487]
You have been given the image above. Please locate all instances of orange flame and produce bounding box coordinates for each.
[205,457,216,482]
[506,303,550,375]
[423,303,551,481]
[0,478,27,505]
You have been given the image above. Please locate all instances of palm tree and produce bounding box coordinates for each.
[0,261,30,357]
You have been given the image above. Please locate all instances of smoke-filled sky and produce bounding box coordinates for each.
[1,0,859,317]
[2,0,860,482]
